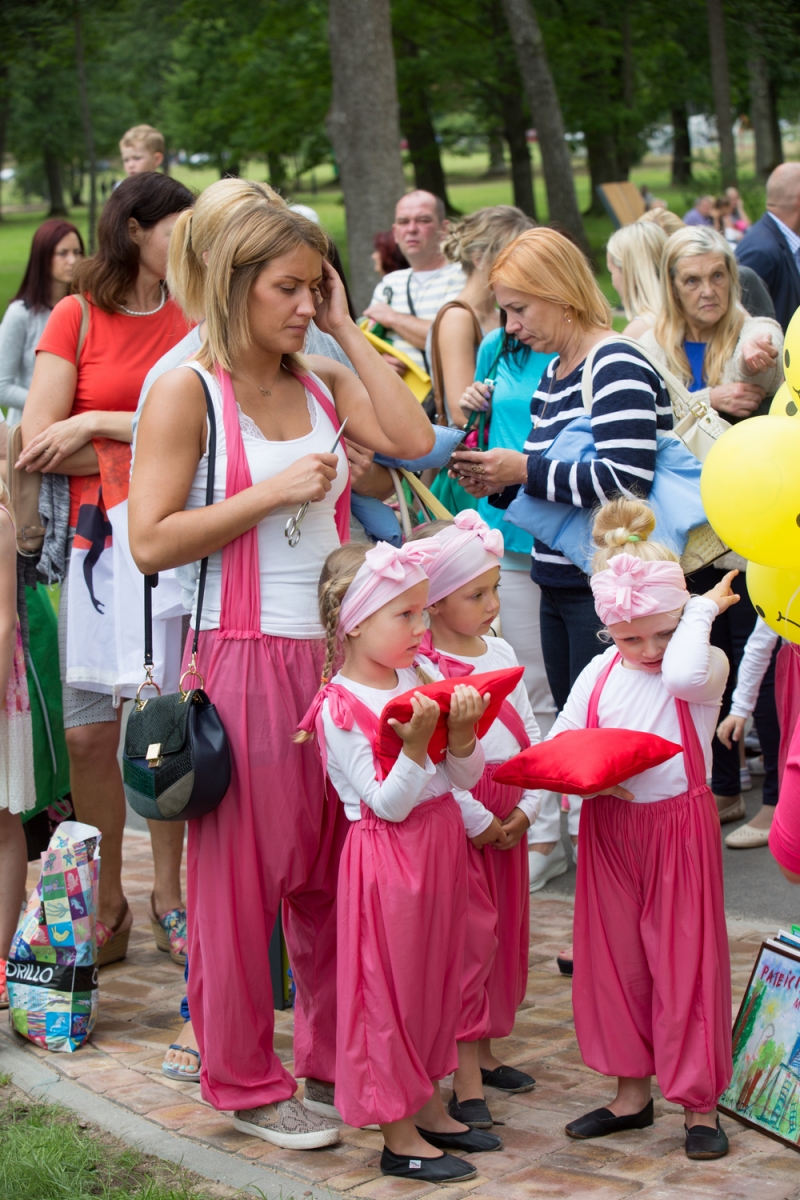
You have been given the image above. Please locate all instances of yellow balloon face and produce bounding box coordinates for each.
[700,416,800,568]
[769,381,798,418]
[782,306,800,411]
[746,561,800,645]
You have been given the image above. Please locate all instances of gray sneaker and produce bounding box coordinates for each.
[234,1096,341,1148]
[302,1077,341,1121]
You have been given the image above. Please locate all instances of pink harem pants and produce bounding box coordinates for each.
[334,793,467,1129]
[573,785,732,1112]
[185,631,349,1111]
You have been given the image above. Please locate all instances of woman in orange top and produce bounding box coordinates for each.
[18,174,194,965]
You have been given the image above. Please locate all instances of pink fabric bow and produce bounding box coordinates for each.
[338,540,437,637]
[590,553,688,627]
[425,511,504,606]
[417,630,475,679]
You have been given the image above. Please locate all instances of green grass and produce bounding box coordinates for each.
[0,147,773,317]
[0,1083,230,1200]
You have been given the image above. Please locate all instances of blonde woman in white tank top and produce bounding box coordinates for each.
[129,205,433,1149]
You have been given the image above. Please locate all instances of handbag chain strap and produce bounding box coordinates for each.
[138,370,217,708]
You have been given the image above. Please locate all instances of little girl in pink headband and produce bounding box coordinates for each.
[547,498,738,1162]
[297,540,506,1182]
[413,510,542,1126]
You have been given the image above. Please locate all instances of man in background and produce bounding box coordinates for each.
[120,125,166,175]
[363,190,464,375]
[736,163,800,331]
[683,195,714,226]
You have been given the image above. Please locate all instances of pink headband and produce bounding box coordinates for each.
[590,553,688,627]
[338,541,436,638]
[425,511,504,606]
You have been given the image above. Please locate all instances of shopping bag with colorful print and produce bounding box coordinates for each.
[7,820,101,1052]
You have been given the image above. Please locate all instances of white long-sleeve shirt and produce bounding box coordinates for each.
[322,662,491,835]
[729,619,780,719]
[547,596,728,803]
[431,636,542,824]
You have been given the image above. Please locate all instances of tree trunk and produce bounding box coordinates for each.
[671,104,693,185]
[73,2,97,250]
[584,130,622,216]
[748,45,782,180]
[327,0,406,310]
[396,38,453,214]
[486,132,507,177]
[499,0,588,254]
[266,151,286,190]
[705,0,737,187]
[0,64,8,222]
[500,90,536,219]
[44,152,68,217]
[768,78,783,172]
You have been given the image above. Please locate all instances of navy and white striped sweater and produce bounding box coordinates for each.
[523,341,673,587]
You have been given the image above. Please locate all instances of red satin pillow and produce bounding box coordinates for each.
[493,727,682,796]
[376,666,524,777]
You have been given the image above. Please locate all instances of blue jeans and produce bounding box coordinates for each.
[539,584,606,712]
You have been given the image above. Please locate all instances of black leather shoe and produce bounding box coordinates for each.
[481,1065,536,1093]
[448,1092,493,1129]
[380,1147,477,1181]
[556,954,574,976]
[565,1098,654,1139]
[685,1117,729,1159]
[417,1125,503,1153]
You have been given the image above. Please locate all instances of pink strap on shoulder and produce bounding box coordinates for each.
[586,653,620,729]
[298,682,383,779]
[497,700,530,750]
[294,371,351,545]
[217,368,263,640]
[417,630,475,679]
[674,697,706,791]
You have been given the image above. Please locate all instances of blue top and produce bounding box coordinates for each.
[475,329,554,557]
[522,343,674,587]
[684,341,706,392]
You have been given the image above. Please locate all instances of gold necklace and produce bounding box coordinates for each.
[236,364,285,397]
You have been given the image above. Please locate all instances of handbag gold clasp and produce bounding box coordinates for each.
[179,654,205,701]
[135,665,162,711]
[146,743,163,768]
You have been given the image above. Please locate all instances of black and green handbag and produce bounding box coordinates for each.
[122,374,231,821]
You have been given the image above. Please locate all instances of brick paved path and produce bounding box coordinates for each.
[3,828,799,1198]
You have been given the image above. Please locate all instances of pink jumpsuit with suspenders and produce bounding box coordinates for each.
[421,634,533,1042]
[573,653,733,1112]
[184,365,352,1112]
[300,680,469,1129]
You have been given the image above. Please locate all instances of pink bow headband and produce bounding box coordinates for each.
[590,553,688,627]
[338,541,436,638]
[425,511,504,606]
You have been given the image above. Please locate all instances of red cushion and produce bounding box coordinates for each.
[376,666,524,777]
[493,727,682,796]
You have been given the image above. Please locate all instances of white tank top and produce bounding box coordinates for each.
[180,364,348,638]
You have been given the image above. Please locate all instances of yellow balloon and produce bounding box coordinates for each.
[782,305,800,405]
[700,416,800,567]
[769,381,798,418]
[746,561,800,645]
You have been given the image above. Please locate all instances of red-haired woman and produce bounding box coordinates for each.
[0,220,85,427]
[18,174,195,966]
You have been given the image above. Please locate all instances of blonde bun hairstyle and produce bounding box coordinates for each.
[441,205,535,276]
[591,498,678,573]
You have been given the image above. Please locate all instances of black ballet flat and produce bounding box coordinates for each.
[448,1092,493,1129]
[565,1098,654,1139]
[556,954,574,976]
[417,1125,503,1153]
[480,1065,536,1093]
[685,1117,729,1160]
[380,1147,477,1181]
